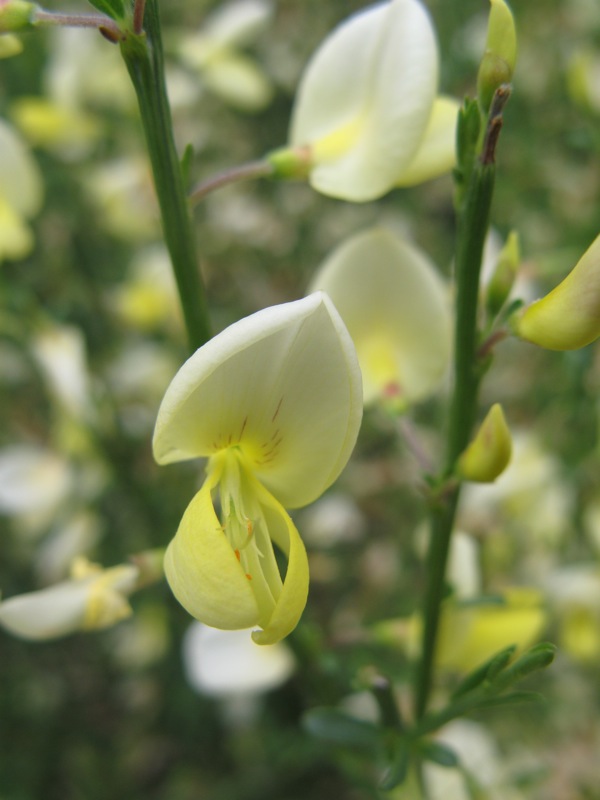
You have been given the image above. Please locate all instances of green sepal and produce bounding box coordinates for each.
[302,708,380,751]
[86,0,126,22]
[267,146,312,181]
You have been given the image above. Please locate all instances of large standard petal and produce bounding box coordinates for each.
[153,292,363,508]
[310,228,451,406]
[289,0,438,201]
[164,481,260,631]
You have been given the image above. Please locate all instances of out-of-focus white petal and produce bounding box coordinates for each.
[310,228,451,406]
[203,55,273,111]
[183,621,295,696]
[32,323,91,419]
[0,445,72,516]
[0,560,138,640]
[0,581,89,640]
[201,0,273,48]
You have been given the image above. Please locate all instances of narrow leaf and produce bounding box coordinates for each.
[420,740,460,768]
[302,708,380,751]
[86,0,126,21]
[180,143,195,185]
[379,736,410,791]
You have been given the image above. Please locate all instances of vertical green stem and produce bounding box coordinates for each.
[119,0,211,351]
[414,158,496,720]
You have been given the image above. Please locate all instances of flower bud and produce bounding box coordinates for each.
[457,403,512,483]
[486,230,520,318]
[267,145,312,180]
[0,1,36,33]
[477,0,517,114]
[513,234,600,350]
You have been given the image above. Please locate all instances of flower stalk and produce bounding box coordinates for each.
[119,0,211,351]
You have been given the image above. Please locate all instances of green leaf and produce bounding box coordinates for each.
[419,740,460,769]
[86,0,126,21]
[302,708,380,751]
[379,736,410,791]
[180,143,195,185]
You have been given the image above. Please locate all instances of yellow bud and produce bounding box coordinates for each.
[513,234,600,350]
[0,1,36,33]
[477,0,517,113]
[457,403,512,482]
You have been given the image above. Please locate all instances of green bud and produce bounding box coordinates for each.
[0,1,36,33]
[451,644,516,698]
[490,642,556,692]
[486,231,520,318]
[267,145,312,181]
[477,0,517,114]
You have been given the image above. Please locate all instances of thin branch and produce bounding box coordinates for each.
[32,9,123,40]
[189,160,275,206]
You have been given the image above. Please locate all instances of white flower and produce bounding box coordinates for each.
[0,557,139,640]
[153,293,363,643]
[287,0,459,201]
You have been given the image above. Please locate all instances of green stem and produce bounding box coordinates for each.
[414,157,496,721]
[119,0,211,352]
